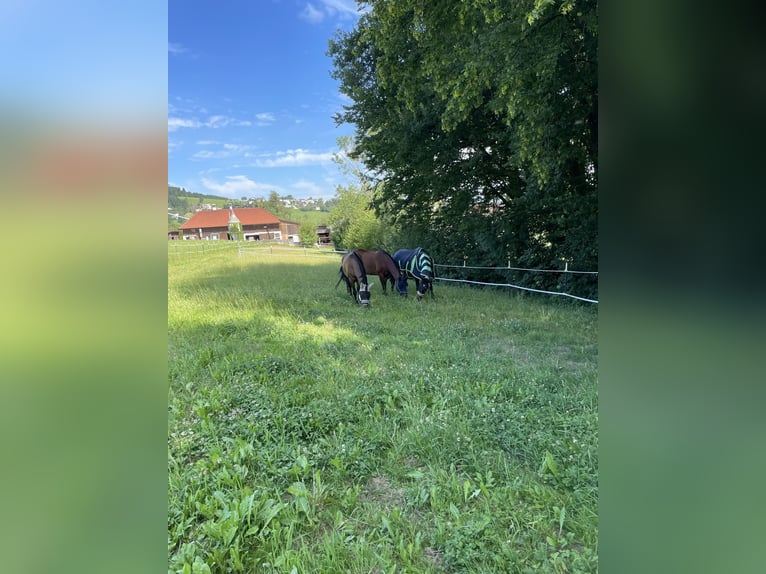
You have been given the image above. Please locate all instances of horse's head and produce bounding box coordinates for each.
[358,283,371,306]
[395,275,408,297]
[416,278,431,300]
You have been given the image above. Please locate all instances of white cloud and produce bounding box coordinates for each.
[300,0,361,24]
[201,175,285,197]
[168,117,202,131]
[255,148,334,167]
[168,115,252,131]
[168,42,186,55]
[255,112,276,126]
[192,150,226,160]
[300,3,324,23]
[320,0,359,17]
[191,142,253,160]
[199,167,224,175]
[207,115,252,128]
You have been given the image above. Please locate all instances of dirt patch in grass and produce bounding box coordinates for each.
[423,546,445,569]
[359,475,405,510]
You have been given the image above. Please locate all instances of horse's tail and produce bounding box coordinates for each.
[335,266,348,289]
[350,251,367,285]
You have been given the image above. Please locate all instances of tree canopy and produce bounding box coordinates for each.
[328,0,597,298]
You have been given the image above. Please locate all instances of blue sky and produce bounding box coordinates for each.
[169,0,363,200]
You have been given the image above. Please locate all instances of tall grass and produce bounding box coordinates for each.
[169,248,598,573]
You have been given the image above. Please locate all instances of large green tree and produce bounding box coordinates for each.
[329,0,597,297]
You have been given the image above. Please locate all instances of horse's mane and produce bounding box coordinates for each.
[350,251,367,284]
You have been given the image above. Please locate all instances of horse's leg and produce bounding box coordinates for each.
[389,273,398,294]
[415,278,427,301]
[379,273,387,295]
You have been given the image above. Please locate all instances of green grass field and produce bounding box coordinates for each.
[168,248,598,573]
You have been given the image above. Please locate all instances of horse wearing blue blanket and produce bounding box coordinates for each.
[392,247,435,300]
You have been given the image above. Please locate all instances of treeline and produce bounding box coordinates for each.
[328,0,597,299]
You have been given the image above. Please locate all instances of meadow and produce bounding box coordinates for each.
[168,246,598,573]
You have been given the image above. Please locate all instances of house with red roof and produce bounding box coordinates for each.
[178,207,300,242]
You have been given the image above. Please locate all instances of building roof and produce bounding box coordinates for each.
[179,207,282,230]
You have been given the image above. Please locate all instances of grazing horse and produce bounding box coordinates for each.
[353,249,408,297]
[335,251,371,306]
[392,247,435,300]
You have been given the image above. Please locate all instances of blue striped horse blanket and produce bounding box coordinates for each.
[392,247,435,299]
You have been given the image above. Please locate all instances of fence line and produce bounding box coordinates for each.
[168,242,237,255]
[435,263,597,274]
[237,245,345,259]
[435,276,598,304]
[168,242,597,302]
[170,243,597,275]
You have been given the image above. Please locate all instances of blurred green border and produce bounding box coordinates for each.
[0,3,167,573]
[601,1,766,572]
[4,1,764,572]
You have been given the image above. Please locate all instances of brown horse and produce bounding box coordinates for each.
[353,249,408,297]
[335,251,371,306]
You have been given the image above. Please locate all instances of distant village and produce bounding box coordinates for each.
[168,186,335,217]
[191,196,327,212]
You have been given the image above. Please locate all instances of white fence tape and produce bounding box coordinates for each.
[434,277,598,304]
[167,242,236,255]
[236,245,345,259]
[435,263,597,274]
